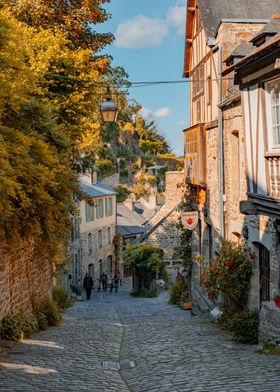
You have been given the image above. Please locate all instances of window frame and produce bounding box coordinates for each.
[265,79,280,151]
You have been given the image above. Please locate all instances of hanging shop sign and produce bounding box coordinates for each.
[181,211,199,230]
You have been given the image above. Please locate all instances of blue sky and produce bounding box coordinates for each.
[97,0,189,156]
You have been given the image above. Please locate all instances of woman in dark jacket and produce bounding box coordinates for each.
[83,273,94,300]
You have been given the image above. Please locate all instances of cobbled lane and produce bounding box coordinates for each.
[1,281,280,392]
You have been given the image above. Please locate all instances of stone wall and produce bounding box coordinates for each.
[102,173,120,188]
[0,239,52,321]
[259,302,280,345]
[145,172,185,261]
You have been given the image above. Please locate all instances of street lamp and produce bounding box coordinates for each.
[100,87,118,123]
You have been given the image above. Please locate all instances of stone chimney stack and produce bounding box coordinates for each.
[91,170,97,185]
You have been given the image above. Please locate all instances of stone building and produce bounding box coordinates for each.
[142,171,185,263]
[73,173,117,288]
[223,25,280,342]
[183,0,280,310]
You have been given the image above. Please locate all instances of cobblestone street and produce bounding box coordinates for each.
[1,280,280,392]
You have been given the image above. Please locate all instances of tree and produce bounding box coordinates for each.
[124,243,165,295]
[0,9,105,255]
[3,0,113,55]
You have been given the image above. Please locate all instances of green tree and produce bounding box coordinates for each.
[124,243,165,295]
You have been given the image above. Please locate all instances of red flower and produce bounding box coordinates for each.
[250,253,256,260]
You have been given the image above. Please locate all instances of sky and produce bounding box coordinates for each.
[97,0,189,156]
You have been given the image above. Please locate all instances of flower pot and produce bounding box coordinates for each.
[273,298,280,308]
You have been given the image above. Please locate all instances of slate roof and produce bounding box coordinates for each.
[251,16,280,44]
[79,179,116,198]
[117,204,146,237]
[225,43,254,64]
[197,0,280,39]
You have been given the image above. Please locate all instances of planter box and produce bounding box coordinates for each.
[273,298,280,308]
[182,301,192,310]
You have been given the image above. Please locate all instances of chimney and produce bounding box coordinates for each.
[91,170,97,185]
[124,194,136,212]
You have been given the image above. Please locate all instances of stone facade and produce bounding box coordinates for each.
[145,172,185,262]
[259,302,280,345]
[0,239,52,321]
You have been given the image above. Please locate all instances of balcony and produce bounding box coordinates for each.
[184,123,206,187]
[266,155,280,199]
[240,154,280,218]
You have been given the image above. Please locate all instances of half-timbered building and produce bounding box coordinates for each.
[183,0,280,308]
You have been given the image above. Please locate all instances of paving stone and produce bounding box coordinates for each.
[1,280,280,391]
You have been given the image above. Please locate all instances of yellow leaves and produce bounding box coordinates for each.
[77,122,102,151]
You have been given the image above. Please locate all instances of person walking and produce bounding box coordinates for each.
[83,273,94,300]
[101,272,108,291]
[113,274,119,293]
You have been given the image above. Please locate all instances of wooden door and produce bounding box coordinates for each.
[259,245,270,302]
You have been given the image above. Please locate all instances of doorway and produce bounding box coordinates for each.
[259,244,270,303]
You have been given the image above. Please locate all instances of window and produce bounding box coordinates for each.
[192,65,204,99]
[98,229,102,249]
[207,76,212,105]
[105,198,113,217]
[88,233,92,255]
[108,227,111,245]
[96,199,104,219]
[271,83,280,145]
[266,80,280,149]
[85,202,94,222]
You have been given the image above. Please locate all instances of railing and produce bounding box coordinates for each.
[266,156,280,199]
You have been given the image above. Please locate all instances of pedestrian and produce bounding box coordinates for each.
[98,276,101,292]
[83,272,93,300]
[113,274,119,293]
[101,272,108,291]
[109,276,114,293]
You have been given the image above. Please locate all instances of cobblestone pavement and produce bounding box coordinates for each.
[1,280,280,392]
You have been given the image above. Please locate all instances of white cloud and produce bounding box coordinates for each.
[138,106,172,119]
[154,107,172,118]
[115,15,169,49]
[114,2,186,49]
[138,106,153,119]
[167,5,186,35]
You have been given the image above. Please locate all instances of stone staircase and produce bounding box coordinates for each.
[191,286,215,313]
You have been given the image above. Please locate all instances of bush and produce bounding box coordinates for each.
[131,289,157,298]
[220,310,259,344]
[37,299,61,327]
[114,184,131,202]
[53,286,72,311]
[36,312,48,331]
[70,284,82,296]
[0,313,38,341]
[202,240,253,312]
[169,278,189,305]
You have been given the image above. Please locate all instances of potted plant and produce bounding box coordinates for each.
[273,291,280,308]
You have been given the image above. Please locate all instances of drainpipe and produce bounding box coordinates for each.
[211,42,224,238]
[217,45,224,238]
